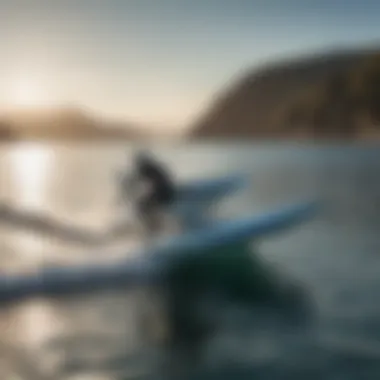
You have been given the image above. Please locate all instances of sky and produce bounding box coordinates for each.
[0,0,379,131]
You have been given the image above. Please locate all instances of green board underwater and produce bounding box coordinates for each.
[167,242,289,305]
[163,241,313,356]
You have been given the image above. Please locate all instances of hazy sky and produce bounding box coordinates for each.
[0,0,379,130]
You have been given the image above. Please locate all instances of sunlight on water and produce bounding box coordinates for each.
[6,144,55,267]
[16,301,65,349]
[8,144,54,210]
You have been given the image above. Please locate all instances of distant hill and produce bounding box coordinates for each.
[0,120,18,141]
[191,46,380,140]
[0,107,144,141]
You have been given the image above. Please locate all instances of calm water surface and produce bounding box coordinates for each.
[1,141,380,379]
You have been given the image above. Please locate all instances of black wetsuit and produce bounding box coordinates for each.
[135,157,176,231]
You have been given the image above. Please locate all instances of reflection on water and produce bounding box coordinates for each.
[8,143,54,210]
[2,144,55,271]
[1,143,380,379]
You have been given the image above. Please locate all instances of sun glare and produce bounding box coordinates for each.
[7,78,54,109]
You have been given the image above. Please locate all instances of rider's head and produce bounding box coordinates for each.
[134,149,153,168]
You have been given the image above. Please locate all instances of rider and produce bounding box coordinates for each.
[123,151,177,235]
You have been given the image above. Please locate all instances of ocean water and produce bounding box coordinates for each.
[1,141,380,379]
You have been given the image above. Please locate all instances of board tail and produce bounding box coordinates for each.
[154,199,320,258]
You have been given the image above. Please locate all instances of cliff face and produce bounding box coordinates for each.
[191,47,380,140]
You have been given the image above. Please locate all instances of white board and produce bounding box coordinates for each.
[0,199,320,306]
